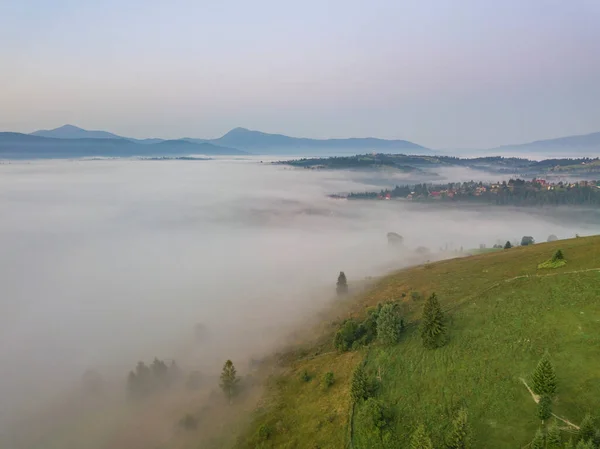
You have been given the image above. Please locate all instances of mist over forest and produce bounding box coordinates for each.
[1,157,598,447]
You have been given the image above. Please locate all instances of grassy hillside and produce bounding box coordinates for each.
[235,235,600,448]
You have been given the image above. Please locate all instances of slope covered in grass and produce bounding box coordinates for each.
[236,235,600,448]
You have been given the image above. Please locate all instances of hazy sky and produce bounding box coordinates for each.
[2,0,600,148]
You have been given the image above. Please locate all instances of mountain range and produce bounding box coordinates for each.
[1,124,599,159]
[491,131,600,155]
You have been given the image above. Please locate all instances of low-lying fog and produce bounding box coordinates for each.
[0,157,598,446]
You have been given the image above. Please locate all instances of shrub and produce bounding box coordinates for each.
[334,318,363,352]
[538,250,566,269]
[411,291,422,301]
[324,372,334,387]
[258,424,272,440]
[300,370,312,382]
[333,305,384,351]
[357,398,393,430]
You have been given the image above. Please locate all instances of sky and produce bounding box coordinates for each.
[1,0,600,149]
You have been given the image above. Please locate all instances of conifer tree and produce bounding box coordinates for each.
[531,352,557,397]
[564,439,574,449]
[531,428,545,449]
[447,408,471,449]
[350,364,370,403]
[504,241,512,249]
[219,359,239,404]
[410,424,433,449]
[538,395,552,424]
[336,271,348,296]
[546,421,562,449]
[575,441,593,449]
[578,414,595,443]
[420,293,445,349]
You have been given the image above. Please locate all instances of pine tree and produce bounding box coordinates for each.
[504,241,512,249]
[350,364,370,403]
[575,440,593,449]
[538,395,552,424]
[420,293,445,349]
[376,303,402,346]
[531,428,545,449]
[546,421,562,449]
[531,352,557,397]
[410,424,433,449]
[578,414,595,443]
[447,408,471,449]
[219,359,239,404]
[336,271,348,296]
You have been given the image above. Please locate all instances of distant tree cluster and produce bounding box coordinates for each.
[408,409,472,449]
[521,236,535,246]
[127,358,181,397]
[334,301,404,351]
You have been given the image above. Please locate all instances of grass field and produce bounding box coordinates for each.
[234,235,600,448]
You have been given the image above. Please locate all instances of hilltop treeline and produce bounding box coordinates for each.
[347,179,600,206]
[277,153,600,174]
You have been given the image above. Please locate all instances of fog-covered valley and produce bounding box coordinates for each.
[1,157,598,448]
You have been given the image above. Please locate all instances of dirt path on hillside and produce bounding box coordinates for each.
[519,378,580,430]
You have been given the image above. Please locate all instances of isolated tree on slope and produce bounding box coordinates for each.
[504,241,512,249]
[337,271,348,296]
[421,293,445,349]
[531,352,557,397]
[447,408,472,449]
[410,424,433,449]
[376,303,403,346]
[219,360,239,404]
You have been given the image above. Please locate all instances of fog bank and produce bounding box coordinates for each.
[0,157,597,446]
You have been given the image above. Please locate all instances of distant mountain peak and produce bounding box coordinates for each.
[56,124,86,131]
[31,124,124,140]
[213,127,428,155]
